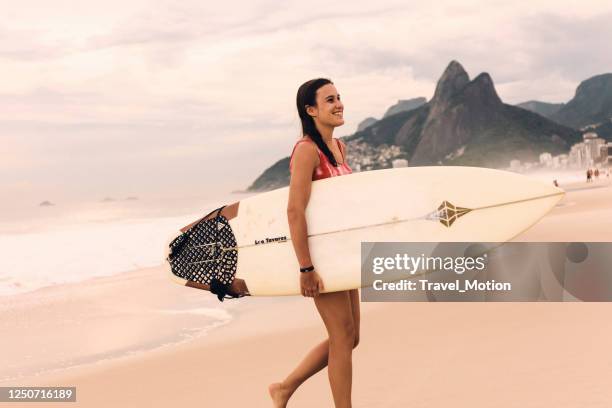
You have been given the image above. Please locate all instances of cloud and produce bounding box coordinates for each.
[517,12,612,84]
[0,27,71,61]
[3,0,612,202]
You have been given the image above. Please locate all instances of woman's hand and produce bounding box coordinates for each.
[300,270,324,297]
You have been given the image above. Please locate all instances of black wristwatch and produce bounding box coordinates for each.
[300,265,315,273]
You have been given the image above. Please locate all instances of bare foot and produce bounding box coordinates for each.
[268,382,291,408]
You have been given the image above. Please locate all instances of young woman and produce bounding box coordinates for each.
[268,78,359,408]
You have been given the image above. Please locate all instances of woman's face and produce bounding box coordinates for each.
[308,83,344,128]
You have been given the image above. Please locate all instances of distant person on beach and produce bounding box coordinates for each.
[586,168,592,183]
[595,168,600,179]
[269,78,357,408]
[553,179,559,187]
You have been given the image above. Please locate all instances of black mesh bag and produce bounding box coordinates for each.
[167,206,240,301]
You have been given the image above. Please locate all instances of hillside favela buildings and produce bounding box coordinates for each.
[345,140,406,172]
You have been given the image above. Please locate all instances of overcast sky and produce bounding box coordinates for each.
[2,0,612,207]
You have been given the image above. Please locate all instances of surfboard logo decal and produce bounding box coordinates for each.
[427,200,472,227]
[254,236,288,245]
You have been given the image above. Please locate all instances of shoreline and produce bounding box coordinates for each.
[0,265,247,383]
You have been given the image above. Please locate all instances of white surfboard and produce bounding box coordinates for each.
[165,166,564,296]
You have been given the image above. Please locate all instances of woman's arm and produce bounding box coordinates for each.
[287,142,317,267]
[287,142,324,297]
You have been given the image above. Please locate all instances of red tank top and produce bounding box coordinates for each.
[289,138,352,180]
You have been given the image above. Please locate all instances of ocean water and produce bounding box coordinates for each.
[0,191,257,381]
[0,192,253,296]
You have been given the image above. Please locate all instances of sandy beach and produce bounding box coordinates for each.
[2,177,612,407]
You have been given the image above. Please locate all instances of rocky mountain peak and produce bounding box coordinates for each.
[552,73,612,128]
[383,97,427,118]
[430,60,470,105]
[462,72,503,108]
[410,63,571,166]
[574,73,612,102]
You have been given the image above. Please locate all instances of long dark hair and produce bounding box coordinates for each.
[296,78,339,166]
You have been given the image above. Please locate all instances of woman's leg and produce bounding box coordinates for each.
[269,339,330,407]
[314,290,355,408]
[269,289,360,407]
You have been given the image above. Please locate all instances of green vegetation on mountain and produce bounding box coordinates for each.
[551,73,612,129]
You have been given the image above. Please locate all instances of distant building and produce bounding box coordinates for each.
[604,143,612,167]
[552,156,560,169]
[392,159,408,168]
[345,140,405,171]
[569,144,586,168]
[569,132,607,168]
[583,132,606,162]
[539,152,552,167]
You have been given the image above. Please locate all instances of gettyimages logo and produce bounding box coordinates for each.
[371,252,488,275]
[361,242,612,302]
